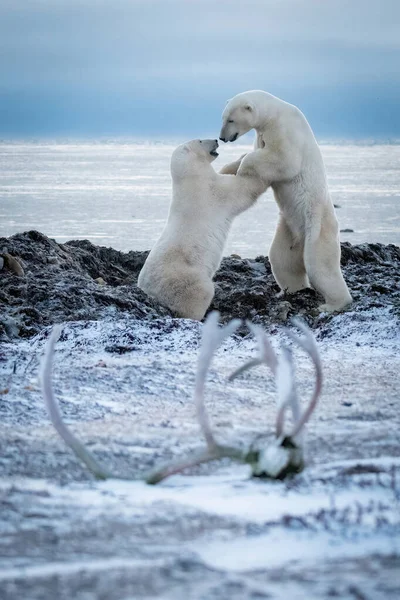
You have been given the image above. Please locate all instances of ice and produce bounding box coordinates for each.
[0,141,399,255]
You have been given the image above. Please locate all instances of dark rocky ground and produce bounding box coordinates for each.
[1,230,399,341]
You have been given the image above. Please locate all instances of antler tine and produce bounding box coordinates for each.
[275,345,300,438]
[40,326,112,480]
[284,318,322,438]
[228,357,263,381]
[146,447,221,484]
[146,441,245,485]
[248,322,279,376]
[195,312,241,450]
[228,321,278,381]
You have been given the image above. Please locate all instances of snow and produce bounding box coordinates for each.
[0,304,399,598]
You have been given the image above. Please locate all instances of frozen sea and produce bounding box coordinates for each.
[0,140,399,256]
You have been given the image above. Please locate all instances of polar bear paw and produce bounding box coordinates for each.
[318,301,351,313]
[275,290,286,299]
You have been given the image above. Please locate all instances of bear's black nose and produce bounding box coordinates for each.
[219,137,226,143]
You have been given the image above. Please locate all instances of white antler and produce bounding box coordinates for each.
[284,318,322,438]
[231,317,321,442]
[195,311,241,449]
[229,321,278,381]
[40,326,112,480]
[275,345,301,438]
[230,321,303,440]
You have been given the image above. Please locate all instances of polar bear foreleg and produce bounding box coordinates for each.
[269,216,309,293]
[219,155,247,175]
[304,229,352,312]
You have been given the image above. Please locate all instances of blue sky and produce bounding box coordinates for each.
[0,0,399,139]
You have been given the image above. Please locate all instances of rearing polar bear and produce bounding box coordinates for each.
[220,90,352,312]
[138,139,267,319]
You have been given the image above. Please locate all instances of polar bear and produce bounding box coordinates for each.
[137,139,267,319]
[220,90,352,312]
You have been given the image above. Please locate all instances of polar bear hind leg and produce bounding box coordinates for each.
[162,270,214,320]
[304,227,352,312]
[269,216,309,293]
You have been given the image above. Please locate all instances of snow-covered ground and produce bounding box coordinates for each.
[0,305,399,599]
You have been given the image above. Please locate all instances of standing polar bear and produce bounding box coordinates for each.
[220,90,352,312]
[138,139,268,319]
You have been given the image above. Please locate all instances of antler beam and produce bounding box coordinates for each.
[40,326,113,480]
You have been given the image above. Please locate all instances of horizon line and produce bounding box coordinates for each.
[1,136,400,146]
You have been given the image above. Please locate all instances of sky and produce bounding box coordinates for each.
[0,0,399,139]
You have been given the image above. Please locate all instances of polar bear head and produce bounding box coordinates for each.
[170,139,219,179]
[219,93,261,143]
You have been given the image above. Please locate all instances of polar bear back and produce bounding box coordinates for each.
[224,91,332,237]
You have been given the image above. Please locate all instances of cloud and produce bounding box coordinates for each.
[0,0,399,136]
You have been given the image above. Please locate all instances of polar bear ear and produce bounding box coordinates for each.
[225,98,231,106]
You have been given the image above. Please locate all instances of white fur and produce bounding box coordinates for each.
[220,90,352,312]
[138,139,267,319]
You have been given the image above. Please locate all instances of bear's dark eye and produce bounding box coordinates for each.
[228,120,234,123]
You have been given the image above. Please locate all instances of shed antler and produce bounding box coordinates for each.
[40,313,322,483]
[149,315,322,482]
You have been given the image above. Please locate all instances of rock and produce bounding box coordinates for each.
[340,228,354,233]
[3,253,25,276]
[276,301,293,321]
[0,256,3,270]
[0,316,20,338]
[0,230,399,338]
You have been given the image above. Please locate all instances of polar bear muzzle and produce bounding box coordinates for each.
[210,144,219,157]
[201,139,219,157]
[219,129,238,143]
